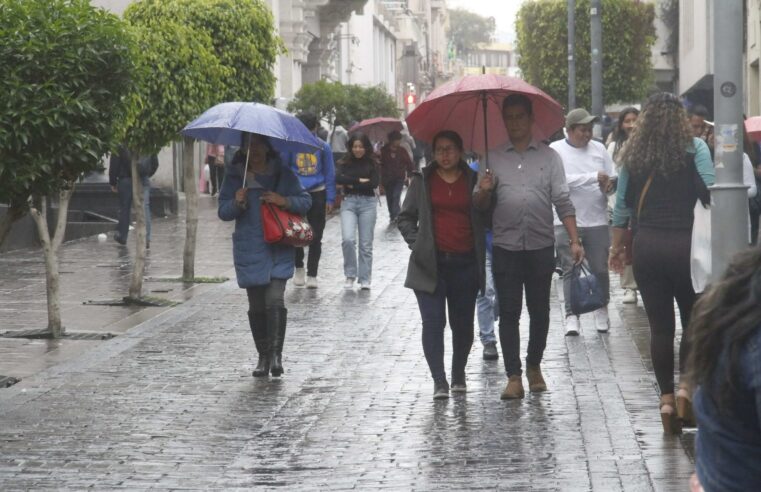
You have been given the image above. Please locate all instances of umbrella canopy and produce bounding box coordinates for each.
[349,117,404,143]
[746,116,761,141]
[406,74,565,157]
[182,102,323,154]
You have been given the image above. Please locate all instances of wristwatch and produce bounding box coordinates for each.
[569,237,582,246]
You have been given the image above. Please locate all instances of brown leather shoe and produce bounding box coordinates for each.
[526,364,547,392]
[500,375,525,400]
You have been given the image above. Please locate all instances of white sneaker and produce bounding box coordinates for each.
[622,289,637,304]
[306,276,318,289]
[565,315,580,336]
[359,281,371,290]
[293,267,306,287]
[344,277,355,289]
[594,306,610,333]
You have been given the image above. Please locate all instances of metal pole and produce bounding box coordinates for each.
[567,0,576,110]
[711,0,747,280]
[590,0,603,139]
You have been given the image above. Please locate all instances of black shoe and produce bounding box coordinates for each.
[113,233,126,245]
[451,373,467,393]
[433,379,450,399]
[145,240,150,250]
[482,342,499,360]
[267,307,287,377]
[248,311,269,377]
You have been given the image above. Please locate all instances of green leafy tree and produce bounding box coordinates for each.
[288,82,399,128]
[516,0,656,109]
[447,8,496,53]
[125,0,283,283]
[0,0,134,337]
[123,8,224,299]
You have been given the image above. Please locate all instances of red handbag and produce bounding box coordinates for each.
[260,202,313,247]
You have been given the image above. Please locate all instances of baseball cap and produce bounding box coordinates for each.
[566,108,598,127]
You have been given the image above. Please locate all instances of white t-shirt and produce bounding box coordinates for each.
[550,139,616,227]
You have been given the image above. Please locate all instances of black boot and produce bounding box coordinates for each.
[248,311,269,377]
[267,307,287,377]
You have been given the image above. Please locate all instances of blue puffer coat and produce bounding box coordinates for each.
[218,155,312,288]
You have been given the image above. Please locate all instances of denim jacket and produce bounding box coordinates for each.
[694,325,761,491]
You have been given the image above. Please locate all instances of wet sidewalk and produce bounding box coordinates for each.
[0,197,695,490]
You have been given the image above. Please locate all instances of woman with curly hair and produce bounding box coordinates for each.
[609,93,714,434]
[687,248,761,490]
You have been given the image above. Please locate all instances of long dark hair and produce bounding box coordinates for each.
[619,92,693,177]
[340,132,374,166]
[611,107,639,160]
[688,247,761,412]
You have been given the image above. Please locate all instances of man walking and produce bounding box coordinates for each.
[287,113,336,289]
[109,145,157,248]
[551,108,616,335]
[329,118,348,164]
[379,130,414,223]
[474,94,583,400]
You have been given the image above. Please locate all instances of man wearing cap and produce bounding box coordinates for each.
[550,108,616,335]
[474,94,584,400]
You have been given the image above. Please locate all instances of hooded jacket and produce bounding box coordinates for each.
[218,154,311,287]
[284,140,337,205]
[397,161,486,294]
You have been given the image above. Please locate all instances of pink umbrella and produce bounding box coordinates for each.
[406,74,565,166]
[746,116,761,141]
[349,117,403,143]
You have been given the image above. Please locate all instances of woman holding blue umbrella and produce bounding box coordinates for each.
[218,132,311,377]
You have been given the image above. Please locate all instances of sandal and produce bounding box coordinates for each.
[660,393,682,435]
[677,385,696,427]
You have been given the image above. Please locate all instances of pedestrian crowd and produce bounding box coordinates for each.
[115,85,760,490]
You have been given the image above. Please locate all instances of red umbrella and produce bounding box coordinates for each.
[746,116,761,141]
[349,117,403,143]
[406,74,565,166]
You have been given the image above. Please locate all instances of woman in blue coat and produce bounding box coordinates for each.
[218,133,311,377]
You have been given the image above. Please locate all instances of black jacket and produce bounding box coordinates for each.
[335,157,379,196]
[397,161,486,294]
[108,146,159,186]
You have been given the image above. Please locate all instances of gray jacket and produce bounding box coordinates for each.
[397,162,486,294]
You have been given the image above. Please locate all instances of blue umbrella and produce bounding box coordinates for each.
[181,101,322,155]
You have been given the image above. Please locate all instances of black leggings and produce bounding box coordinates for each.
[245,279,286,313]
[632,227,696,395]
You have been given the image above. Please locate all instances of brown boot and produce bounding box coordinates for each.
[526,364,547,392]
[500,375,525,400]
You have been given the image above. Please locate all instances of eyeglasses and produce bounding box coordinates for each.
[434,146,459,156]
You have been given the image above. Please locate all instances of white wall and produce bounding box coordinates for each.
[679,0,712,95]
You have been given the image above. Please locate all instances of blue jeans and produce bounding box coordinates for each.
[477,248,499,344]
[116,176,151,242]
[414,253,479,382]
[384,180,404,221]
[340,195,377,284]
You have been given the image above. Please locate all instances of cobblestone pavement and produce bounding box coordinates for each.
[0,197,696,490]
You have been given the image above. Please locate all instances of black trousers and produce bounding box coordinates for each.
[632,227,696,395]
[492,245,555,377]
[295,190,327,277]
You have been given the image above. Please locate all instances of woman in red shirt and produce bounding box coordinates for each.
[398,130,487,399]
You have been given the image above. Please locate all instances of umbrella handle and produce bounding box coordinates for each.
[482,91,490,170]
[242,145,251,188]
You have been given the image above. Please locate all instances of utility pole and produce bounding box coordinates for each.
[567,0,576,110]
[590,0,603,139]
[711,0,747,280]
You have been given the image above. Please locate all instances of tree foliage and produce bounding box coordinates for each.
[516,0,656,109]
[124,0,284,104]
[447,8,496,53]
[0,0,134,212]
[288,81,399,126]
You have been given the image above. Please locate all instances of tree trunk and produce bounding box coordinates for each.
[0,203,25,248]
[182,136,199,281]
[29,187,74,338]
[128,153,147,299]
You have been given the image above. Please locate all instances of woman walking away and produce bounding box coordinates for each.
[687,248,761,491]
[398,130,486,399]
[606,107,640,304]
[336,133,379,290]
[609,93,714,434]
[218,133,311,377]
